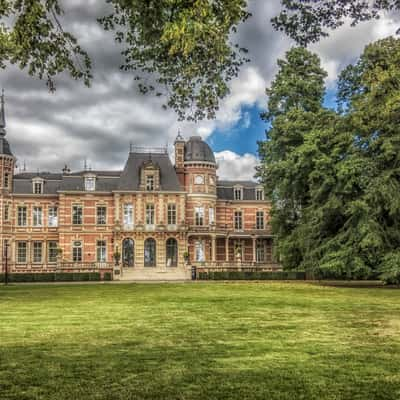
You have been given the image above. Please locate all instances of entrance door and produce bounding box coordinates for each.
[122,238,134,267]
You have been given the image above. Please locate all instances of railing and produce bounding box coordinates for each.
[5,262,114,272]
[130,146,168,154]
[194,261,281,271]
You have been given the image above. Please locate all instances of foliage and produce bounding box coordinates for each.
[272,0,400,46]
[258,38,400,282]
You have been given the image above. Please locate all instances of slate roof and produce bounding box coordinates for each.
[184,136,216,163]
[216,180,262,201]
[118,152,182,191]
[11,152,183,194]
[0,137,13,156]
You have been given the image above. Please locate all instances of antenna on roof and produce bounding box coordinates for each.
[83,158,88,171]
[23,160,26,172]
[129,141,133,153]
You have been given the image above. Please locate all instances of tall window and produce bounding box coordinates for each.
[256,188,264,201]
[85,176,96,191]
[97,240,107,262]
[4,173,9,188]
[4,204,9,221]
[17,206,27,226]
[17,242,27,263]
[144,238,156,267]
[48,241,58,263]
[123,203,134,228]
[167,204,176,225]
[195,240,205,262]
[195,207,204,226]
[72,241,82,262]
[72,205,83,225]
[33,207,43,226]
[209,207,215,225]
[234,187,243,200]
[33,242,43,263]
[234,211,243,230]
[33,181,43,194]
[146,204,155,225]
[97,206,107,225]
[256,211,265,230]
[48,206,58,227]
[166,238,178,267]
[256,239,265,263]
[146,175,154,191]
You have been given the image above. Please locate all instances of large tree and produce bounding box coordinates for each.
[1,1,398,120]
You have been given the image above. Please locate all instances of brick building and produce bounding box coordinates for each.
[0,93,276,280]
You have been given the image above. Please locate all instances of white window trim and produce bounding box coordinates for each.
[233,186,243,201]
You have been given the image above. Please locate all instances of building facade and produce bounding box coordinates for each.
[0,94,276,280]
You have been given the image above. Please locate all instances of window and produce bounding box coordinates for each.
[33,242,43,263]
[195,207,204,226]
[4,173,9,188]
[146,175,154,191]
[48,241,58,263]
[4,204,9,221]
[209,207,215,225]
[256,188,264,201]
[97,240,107,263]
[48,206,58,227]
[33,182,43,194]
[33,207,43,226]
[209,175,215,185]
[85,176,96,191]
[146,204,155,225]
[234,211,243,230]
[167,204,176,225]
[166,238,178,267]
[194,175,204,185]
[144,238,156,267]
[123,203,134,228]
[234,187,243,200]
[72,205,83,225]
[122,238,134,267]
[17,206,27,226]
[17,242,27,263]
[256,211,265,230]
[72,241,82,262]
[97,206,107,225]
[256,239,265,263]
[195,240,205,262]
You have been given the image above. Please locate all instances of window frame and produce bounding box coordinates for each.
[96,240,107,263]
[72,204,83,225]
[146,174,154,191]
[17,241,27,263]
[234,210,243,230]
[32,241,43,263]
[234,187,243,201]
[256,211,265,230]
[84,176,96,191]
[194,206,204,226]
[47,241,58,263]
[72,241,82,262]
[123,203,134,229]
[167,204,177,226]
[32,206,43,227]
[17,206,27,227]
[48,206,58,227]
[208,207,215,225]
[146,203,155,226]
[256,188,264,201]
[96,205,107,225]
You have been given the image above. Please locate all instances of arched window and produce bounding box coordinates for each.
[144,238,156,267]
[122,238,134,267]
[166,238,178,267]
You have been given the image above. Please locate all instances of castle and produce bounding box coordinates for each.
[0,93,276,280]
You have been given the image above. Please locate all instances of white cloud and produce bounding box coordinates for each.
[215,151,259,181]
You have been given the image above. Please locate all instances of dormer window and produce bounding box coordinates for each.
[256,188,264,201]
[146,175,154,191]
[32,178,43,194]
[234,186,243,201]
[84,175,96,191]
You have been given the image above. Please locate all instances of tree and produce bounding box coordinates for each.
[272,0,400,46]
[257,47,328,269]
[0,0,249,121]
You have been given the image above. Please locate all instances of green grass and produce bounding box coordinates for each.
[0,282,399,400]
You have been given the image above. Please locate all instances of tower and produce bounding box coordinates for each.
[0,90,15,193]
[174,131,185,186]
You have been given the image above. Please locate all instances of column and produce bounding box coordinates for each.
[252,236,256,263]
[211,235,216,264]
[225,236,229,262]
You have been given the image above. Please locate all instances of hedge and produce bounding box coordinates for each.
[0,272,111,283]
[197,271,306,280]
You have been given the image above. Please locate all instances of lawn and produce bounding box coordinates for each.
[0,282,399,400]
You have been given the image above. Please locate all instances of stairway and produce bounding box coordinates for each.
[119,266,191,281]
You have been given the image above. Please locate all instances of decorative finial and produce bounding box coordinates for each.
[84,158,88,171]
[175,129,184,143]
[0,88,6,137]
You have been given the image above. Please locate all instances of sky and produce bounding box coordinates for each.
[2,1,399,180]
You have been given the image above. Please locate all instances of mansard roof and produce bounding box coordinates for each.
[216,180,262,201]
[118,152,182,191]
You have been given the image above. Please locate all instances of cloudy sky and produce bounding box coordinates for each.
[2,1,399,180]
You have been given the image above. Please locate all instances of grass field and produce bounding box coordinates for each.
[0,282,399,400]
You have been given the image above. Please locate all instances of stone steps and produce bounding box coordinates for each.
[119,267,191,281]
